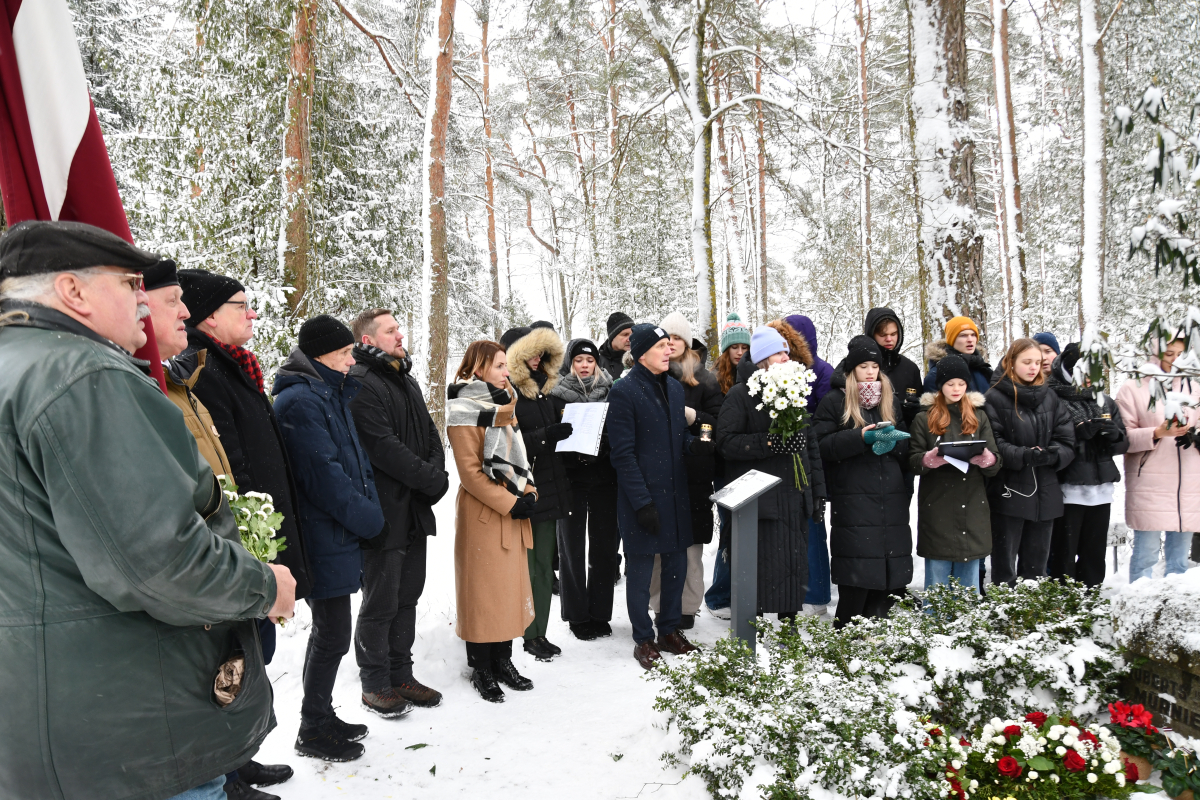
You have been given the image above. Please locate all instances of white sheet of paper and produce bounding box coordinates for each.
[554,402,609,456]
[944,454,970,474]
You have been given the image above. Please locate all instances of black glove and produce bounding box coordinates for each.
[1075,419,1103,440]
[1027,447,1054,467]
[813,497,826,524]
[1099,418,1123,441]
[509,493,537,520]
[360,520,389,550]
[769,431,807,455]
[689,437,715,457]
[636,502,660,535]
[545,423,574,443]
[1177,428,1198,449]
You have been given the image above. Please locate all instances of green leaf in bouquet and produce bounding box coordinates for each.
[1028,756,1054,772]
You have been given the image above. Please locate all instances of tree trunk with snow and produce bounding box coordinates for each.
[905,0,932,345]
[282,0,317,315]
[856,0,874,315]
[1079,0,1107,340]
[755,45,768,322]
[910,0,986,335]
[991,0,1027,337]
[714,71,746,321]
[480,9,500,340]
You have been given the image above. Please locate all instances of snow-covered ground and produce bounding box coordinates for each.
[259,457,1184,799]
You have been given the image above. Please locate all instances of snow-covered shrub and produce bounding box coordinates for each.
[653,579,1126,799]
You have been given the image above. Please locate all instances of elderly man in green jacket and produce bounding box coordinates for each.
[0,221,295,800]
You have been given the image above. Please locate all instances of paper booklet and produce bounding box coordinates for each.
[555,402,610,456]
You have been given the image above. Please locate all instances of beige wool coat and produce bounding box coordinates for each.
[449,393,537,643]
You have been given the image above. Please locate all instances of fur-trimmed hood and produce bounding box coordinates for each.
[506,326,565,399]
[769,319,813,367]
[924,339,988,364]
[919,390,987,408]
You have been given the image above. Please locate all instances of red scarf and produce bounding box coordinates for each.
[206,334,265,394]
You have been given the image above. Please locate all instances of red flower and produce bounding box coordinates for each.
[1063,750,1087,772]
[929,727,944,737]
[1025,712,1048,727]
[1109,702,1155,730]
[1124,759,1141,783]
[959,737,971,748]
[1003,724,1023,739]
[947,778,965,800]
[1078,730,1099,747]
[997,756,1023,778]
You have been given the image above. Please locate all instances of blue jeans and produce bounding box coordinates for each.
[804,517,831,605]
[627,550,686,644]
[924,558,982,593]
[1130,530,1192,582]
[705,547,731,610]
[166,777,226,800]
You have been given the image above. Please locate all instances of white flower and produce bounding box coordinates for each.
[1050,774,1060,783]
[1055,746,1067,756]
[1087,773,1097,784]
[1029,771,1039,779]
[1104,760,1121,774]
[1115,773,1126,787]
[1048,726,1065,741]
[992,736,1006,745]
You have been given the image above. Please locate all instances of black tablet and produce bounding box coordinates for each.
[937,440,987,459]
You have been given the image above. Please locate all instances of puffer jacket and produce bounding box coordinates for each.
[1116,365,1200,532]
[0,300,277,800]
[863,307,924,422]
[984,376,1076,521]
[670,340,725,545]
[1046,356,1129,486]
[166,348,233,478]
[506,326,572,522]
[549,348,616,487]
[923,340,994,395]
[273,349,384,599]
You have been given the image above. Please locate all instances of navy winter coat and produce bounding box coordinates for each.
[273,349,385,599]
[608,363,695,555]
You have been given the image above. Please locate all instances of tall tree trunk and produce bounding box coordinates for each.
[420,0,456,435]
[991,0,1027,336]
[690,9,716,354]
[480,7,500,340]
[714,71,746,319]
[905,0,932,345]
[566,86,601,329]
[755,45,768,322]
[282,0,317,315]
[1079,0,1108,339]
[987,113,1013,343]
[855,0,873,314]
[911,0,986,336]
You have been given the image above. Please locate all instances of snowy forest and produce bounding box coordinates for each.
[71,0,1200,423]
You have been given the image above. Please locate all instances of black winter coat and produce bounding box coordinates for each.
[863,307,924,423]
[672,341,725,545]
[187,328,313,599]
[598,340,627,381]
[548,360,617,490]
[813,389,913,591]
[349,346,448,550]
[507,327,572,523]
[1046,357,1129,487]
[923,340,994,396]
[608,364,694,555]
[273,351,385,599]
[984,377,1076,521]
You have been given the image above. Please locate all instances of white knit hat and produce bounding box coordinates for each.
[659,311,692,344]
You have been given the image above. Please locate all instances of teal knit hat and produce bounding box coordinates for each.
[719,312,752,353]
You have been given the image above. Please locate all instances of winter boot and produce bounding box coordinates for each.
[522,637,556,662]
[570,622,598,641]
[235,760,292,787]
[362,687,414,719]
[470,668,505,703]
[393,678,443,708]
[294,724,365,762]
[223,778,278,800]
[492,658,534,691]
[329,716,369,743]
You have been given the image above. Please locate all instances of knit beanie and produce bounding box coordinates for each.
[606,311,634,342]
[1032,331,1061,355]
[935,353,972,389]
[629,323,669,362]
[568,339,599,363]
[178,269,246,327]
[530,320,555,331]
[659,311,692,344]
[142,259,179,291]
[943,316,979,347]
[299,315,355,358]
[749,325,789,365]
[719,312,752,353]
[843,335,883,372]
[500,326,532,350]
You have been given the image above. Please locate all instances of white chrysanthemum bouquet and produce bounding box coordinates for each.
[746,360,818,487]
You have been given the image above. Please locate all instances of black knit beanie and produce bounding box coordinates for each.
[843,334,883,372]
[629,323,669,362]
[569,339,599,362]
[500,326,532,350]
[606,311,634,342]
[178,269,245,327]
[299,315,355,358]
[530,320,555,331]
[935,353,972,389]
[142,259,179,291]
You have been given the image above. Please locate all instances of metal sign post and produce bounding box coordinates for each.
[712,469,782,654]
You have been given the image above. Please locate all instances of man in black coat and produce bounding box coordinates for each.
[864,307,924,423]
[597,311,634,380]
[608,324,714,670]
[178,269,304,797]
[348,309,449,710]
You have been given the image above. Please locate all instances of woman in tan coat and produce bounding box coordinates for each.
[447,340,539,703]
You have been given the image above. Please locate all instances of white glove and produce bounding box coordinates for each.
[685,406,697,425]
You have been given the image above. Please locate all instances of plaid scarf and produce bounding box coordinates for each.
[205,334,265,394]
[446,379,532,496]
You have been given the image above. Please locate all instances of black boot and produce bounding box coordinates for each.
[236,760,293,787]
[223,778,279,800]
[522,637,556,662]
[677,614,695,630]
[570,622,598,641]
[493,658,534,691]
[470,668,505,703]
[591,620,613,637]
[294,724,365,762]
[538,636,561,655]
[329,715,369,743]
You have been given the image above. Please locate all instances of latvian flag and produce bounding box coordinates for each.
[0,0,166,389]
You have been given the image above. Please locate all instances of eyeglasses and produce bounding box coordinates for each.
[92,271,143,292]
[222,300,250,311]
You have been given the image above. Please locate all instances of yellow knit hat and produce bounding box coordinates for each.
[944,316,979,346]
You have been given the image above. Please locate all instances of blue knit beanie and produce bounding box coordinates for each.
[1032,331,1061,355]
[749,325,789,365]
[629,323,669,362]
[719,312,752,353]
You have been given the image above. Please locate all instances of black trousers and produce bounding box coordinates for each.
[1049,503,1110,588]
[465,640,512,671]
[355,535,428,692]
[557,483,620,624]
[301,595,352,729]
[833,586,894,629]
[991,514,1054,585]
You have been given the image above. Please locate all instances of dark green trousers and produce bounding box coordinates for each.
[524,520,557,640]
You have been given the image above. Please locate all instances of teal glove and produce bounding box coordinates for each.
[869,426,911,455]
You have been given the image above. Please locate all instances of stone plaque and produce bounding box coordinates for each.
[1122,659,1200,739]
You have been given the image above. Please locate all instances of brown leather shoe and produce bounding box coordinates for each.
[633,640,662,670]
[656,631,699,655]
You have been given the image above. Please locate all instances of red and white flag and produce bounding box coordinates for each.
[0,0,166,389]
